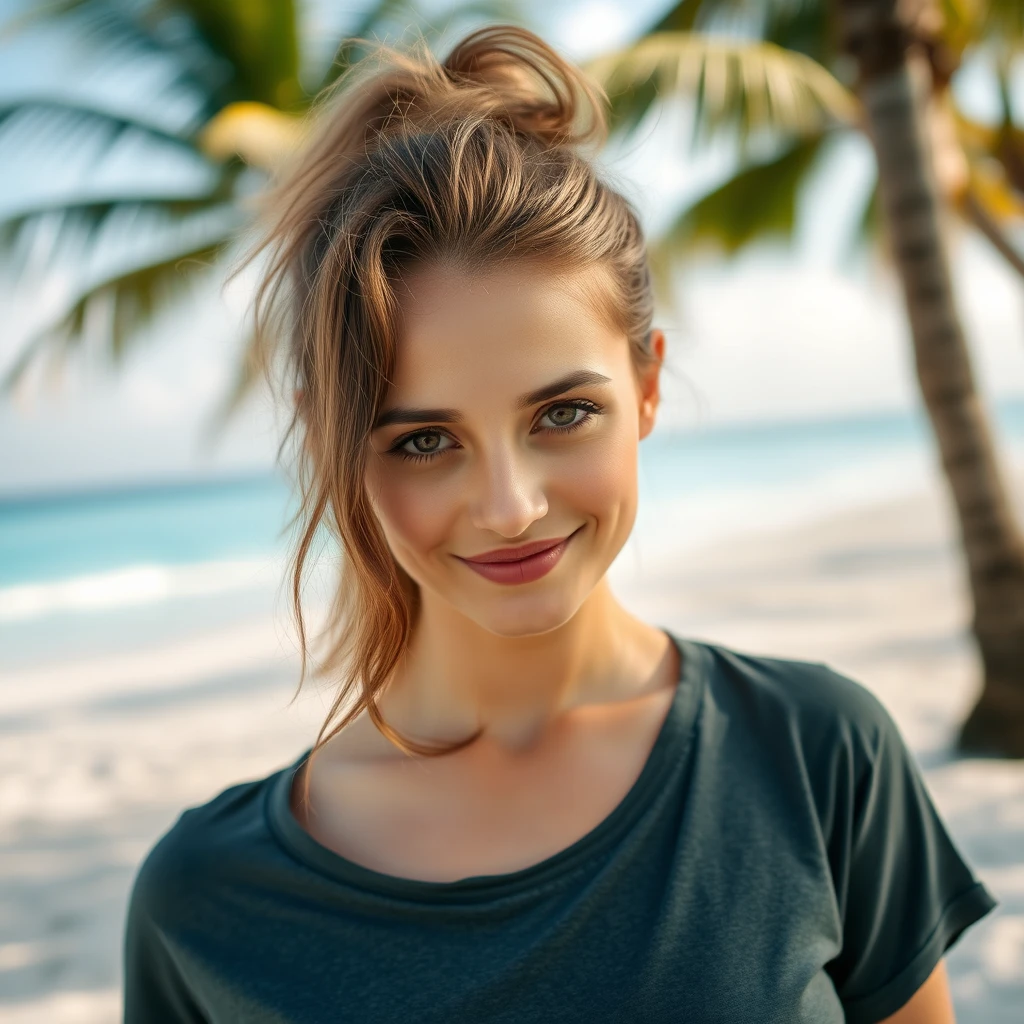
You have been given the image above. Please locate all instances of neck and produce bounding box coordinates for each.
[375,579,671,753]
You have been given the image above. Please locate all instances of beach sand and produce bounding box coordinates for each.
[2,465,1023,1023]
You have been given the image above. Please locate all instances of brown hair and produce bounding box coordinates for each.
[242,24,658,799]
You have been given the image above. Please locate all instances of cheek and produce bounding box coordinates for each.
[365,462,459,556]
[556,430,639,516]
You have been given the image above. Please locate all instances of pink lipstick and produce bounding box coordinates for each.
[456,528,581,585]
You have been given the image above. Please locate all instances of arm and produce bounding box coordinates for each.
[123,913,210,1024]
[123,832,210,1024]
[875,956,956,1024]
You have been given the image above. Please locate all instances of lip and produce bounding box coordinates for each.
[462,536,572,563]
[456,527,582,585]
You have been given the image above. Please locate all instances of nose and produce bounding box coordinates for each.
[467,442,549,539]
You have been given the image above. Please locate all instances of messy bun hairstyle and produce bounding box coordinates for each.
[246,25,658,784]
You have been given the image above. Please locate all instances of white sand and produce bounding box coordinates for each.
[2,466,1023,1023]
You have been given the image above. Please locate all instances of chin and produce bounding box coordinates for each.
[464,590,584,639]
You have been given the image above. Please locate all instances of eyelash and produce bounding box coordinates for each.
[387,399,604,464]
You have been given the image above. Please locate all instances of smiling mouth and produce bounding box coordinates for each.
[455,526,583,585]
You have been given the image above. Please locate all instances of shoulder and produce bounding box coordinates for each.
[691,638,913,853]
[127,764,285,930]
[697,638,895,748]
[691,638,901,807]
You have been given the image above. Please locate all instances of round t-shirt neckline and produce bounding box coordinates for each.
[265,629,707,903]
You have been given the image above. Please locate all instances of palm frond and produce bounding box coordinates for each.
[957,156,1024,281]
[981,0,1024,45]
[0,104,228,225]
[2,0,222,128]
[937,0,977,52]
[2,235,228,395]
[644,0,752,34]
[172,0,302,110]
[647,132,829,286]
[0,193,236,252]
[953,109,1000,152]
[0,0,83,39]
[587,32,858,155]
[966,158,1024,220]
[647,0,836,59]
[602,70,663,137]
[0,99,211,156]
[1,201,241,391]
[953,107,1024,198]
[760,0,834,62]
[0,190,242,278]
[962,187,1024,281]
[197,101,305,170]
[938,0,1024,50]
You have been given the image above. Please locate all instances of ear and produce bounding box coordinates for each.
[637,329,665,442]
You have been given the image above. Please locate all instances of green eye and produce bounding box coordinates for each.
[391,430,456,462]
[544,404,584,427]
[536,399,603,433]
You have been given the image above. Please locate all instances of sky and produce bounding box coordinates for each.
[1,0,1023,496]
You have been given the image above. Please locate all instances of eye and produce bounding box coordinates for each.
[389,430,458,463]
[534,399,603,433]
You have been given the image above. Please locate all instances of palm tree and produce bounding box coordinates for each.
[586,0,1024,757]
[0,0,494,428]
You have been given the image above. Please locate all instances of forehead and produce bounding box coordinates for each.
[388,262,627,400]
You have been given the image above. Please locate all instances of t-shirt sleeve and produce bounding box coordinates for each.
[122,825,210,1024]
[820,670,998,1024]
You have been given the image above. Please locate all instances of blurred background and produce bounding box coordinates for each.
[1,1,1023,1021]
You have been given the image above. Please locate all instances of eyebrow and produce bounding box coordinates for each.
[372,369,614,430]
[518,369,613,410]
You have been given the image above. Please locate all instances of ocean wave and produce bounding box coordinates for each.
[0,558,283,622]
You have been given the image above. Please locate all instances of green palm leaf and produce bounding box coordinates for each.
[2,1,224,124]
[643,0,749,34]
[587,32,858,155]
[173,0,302,110]
[0,100,207,153]
[760,0,833,62]
[643,0,833,57]
[0,105,229,225]
[649,132,829,272]
[2,202,240,391]
[981,0,1024,44]
[2,239,222,387]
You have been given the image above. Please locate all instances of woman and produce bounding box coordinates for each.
[122,25,997,1024]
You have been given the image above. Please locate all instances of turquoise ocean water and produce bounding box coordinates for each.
[2,398,1023,664]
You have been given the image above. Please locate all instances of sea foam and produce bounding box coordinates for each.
[0,558,281,622]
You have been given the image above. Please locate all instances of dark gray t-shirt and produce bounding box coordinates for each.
[123,632,998,1024]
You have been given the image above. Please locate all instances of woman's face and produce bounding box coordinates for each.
[364,261,664,637]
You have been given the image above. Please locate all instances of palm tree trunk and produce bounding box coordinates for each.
[836,0,1024,757]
